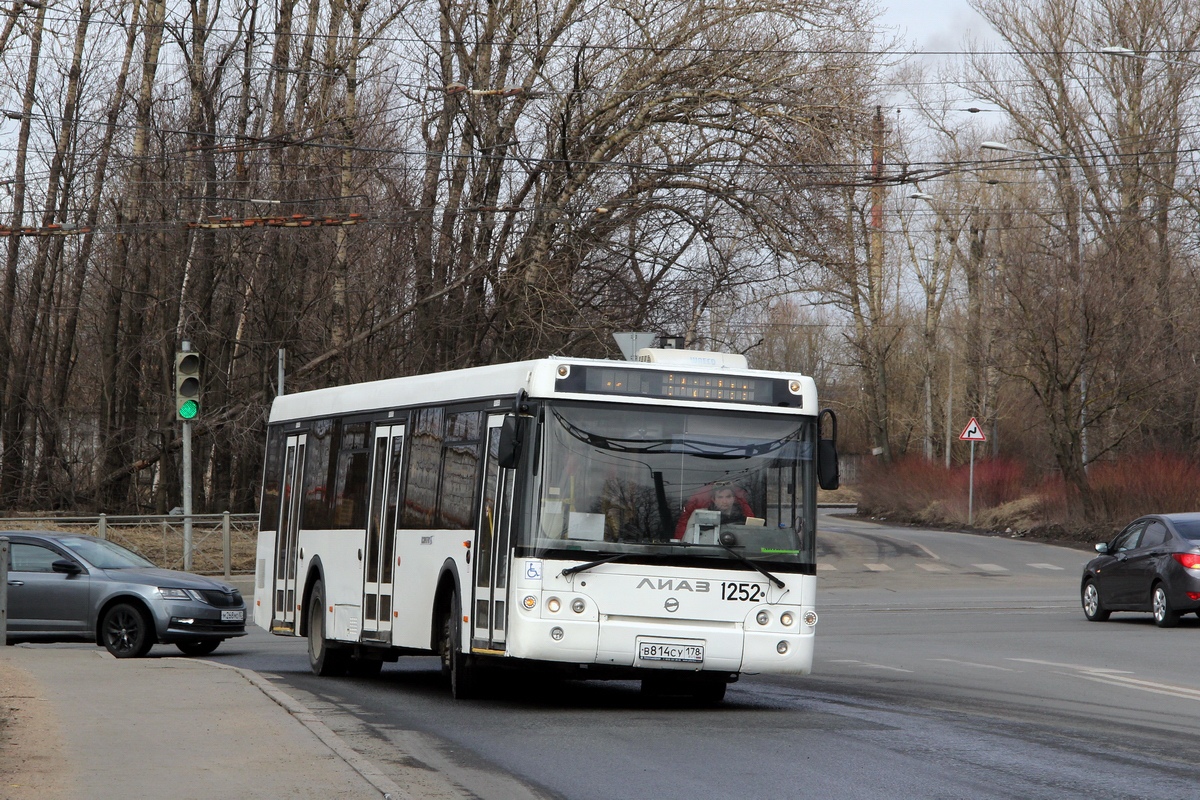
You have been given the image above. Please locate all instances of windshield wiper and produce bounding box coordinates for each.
[560,552,631,577]
[721,544,786,589]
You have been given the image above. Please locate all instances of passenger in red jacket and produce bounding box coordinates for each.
[673,484,753,539]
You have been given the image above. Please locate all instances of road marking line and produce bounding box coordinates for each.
[930,658,1017,672]
[972,563,1008,572]
[1008,658,1134,674]
[1028,563,1065,570]
[1010,658,1200,701]
[912,542,942,561]
[817,563,837,571]
[1070,672,1200,702]
[916,563,951,572]
[827,658,913,673]
[863,563,893,572]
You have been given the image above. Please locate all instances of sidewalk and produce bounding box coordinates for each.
[0,644,402,800]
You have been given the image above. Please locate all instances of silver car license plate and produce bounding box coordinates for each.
[221,609,245,622]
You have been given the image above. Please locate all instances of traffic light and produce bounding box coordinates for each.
[175,351,201,420]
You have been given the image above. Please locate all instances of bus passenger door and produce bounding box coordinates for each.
[273,433,306,631]
[472,414,515,651]
[363,424,405,641]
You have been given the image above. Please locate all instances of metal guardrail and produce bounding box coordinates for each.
[0,513,259,577]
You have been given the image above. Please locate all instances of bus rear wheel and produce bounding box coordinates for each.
[308,579,349,676]
[441,592,478,699]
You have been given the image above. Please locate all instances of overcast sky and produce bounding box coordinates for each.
[876,0,992,51]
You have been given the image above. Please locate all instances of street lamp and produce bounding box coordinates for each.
[1099,45,1200,68]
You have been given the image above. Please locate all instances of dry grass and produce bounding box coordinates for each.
[0,519,257,574]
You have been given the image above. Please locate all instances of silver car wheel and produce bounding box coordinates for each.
[1153,585,1179,628]
[1081,580,1109,621]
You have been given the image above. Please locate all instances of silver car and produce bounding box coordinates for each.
[3,531,246,657]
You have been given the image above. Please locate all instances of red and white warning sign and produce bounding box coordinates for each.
[959,417,987,442]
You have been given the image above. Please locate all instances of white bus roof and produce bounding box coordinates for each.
[268,355,818,423]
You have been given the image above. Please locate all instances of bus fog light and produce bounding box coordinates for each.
[571,598,586,613]
[756,610,770,626]
[523,595,537,609]
[776,641,789,654]
[803,611,818,627]
[550,627,564,640]
[780,612,794,627]
[547,597,561,613]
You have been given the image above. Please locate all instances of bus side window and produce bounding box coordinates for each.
[333,421,371,529]
[301,419,335,529]
[259,426,285,531]
[402,408,444,528]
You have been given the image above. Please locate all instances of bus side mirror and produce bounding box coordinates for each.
[817,408,839,491]
[498,415,524,469]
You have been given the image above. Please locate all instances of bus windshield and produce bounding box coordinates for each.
[525,402,816,565]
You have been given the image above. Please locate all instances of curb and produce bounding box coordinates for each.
[204,659,412,800]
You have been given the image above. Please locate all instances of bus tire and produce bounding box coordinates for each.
[308,579,349,676]
[442,592,478,699]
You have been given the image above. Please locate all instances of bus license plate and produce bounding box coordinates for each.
[638,640,704,663]
[221,609,245,622]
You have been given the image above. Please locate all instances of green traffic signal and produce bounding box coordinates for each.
[175,351,202,420]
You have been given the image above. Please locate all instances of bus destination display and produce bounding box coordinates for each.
[560,366,795,407]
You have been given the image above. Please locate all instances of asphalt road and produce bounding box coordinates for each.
[211,512,1200,799]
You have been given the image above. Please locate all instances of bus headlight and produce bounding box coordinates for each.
[756,610,770,626]
[780,612,794,627]
[550,627,564,640]
[776,641,789,654]
[523,595,537,609]
[571,598,586,614]
[803,611,818,627]
[546,597,561,613]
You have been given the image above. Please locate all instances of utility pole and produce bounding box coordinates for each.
[868,105,891,461]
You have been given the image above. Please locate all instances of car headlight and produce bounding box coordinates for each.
[159,587,205,603]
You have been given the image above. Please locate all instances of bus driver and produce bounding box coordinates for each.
[673,483,754,539]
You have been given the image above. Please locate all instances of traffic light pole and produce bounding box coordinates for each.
[181,341,194,571]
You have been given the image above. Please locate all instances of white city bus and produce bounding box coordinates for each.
[254,349,838,701]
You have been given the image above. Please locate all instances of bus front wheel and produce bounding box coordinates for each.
[441,592,478,699]
[308,579,349,676]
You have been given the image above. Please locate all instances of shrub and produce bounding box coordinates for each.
[857,453,1200,533]
[1086,453,1200,522]
[857,456,1025,526]
[972,459,1026,508]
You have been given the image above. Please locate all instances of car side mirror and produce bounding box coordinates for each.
[1094,543,1109,554]
[52,559,82,575]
